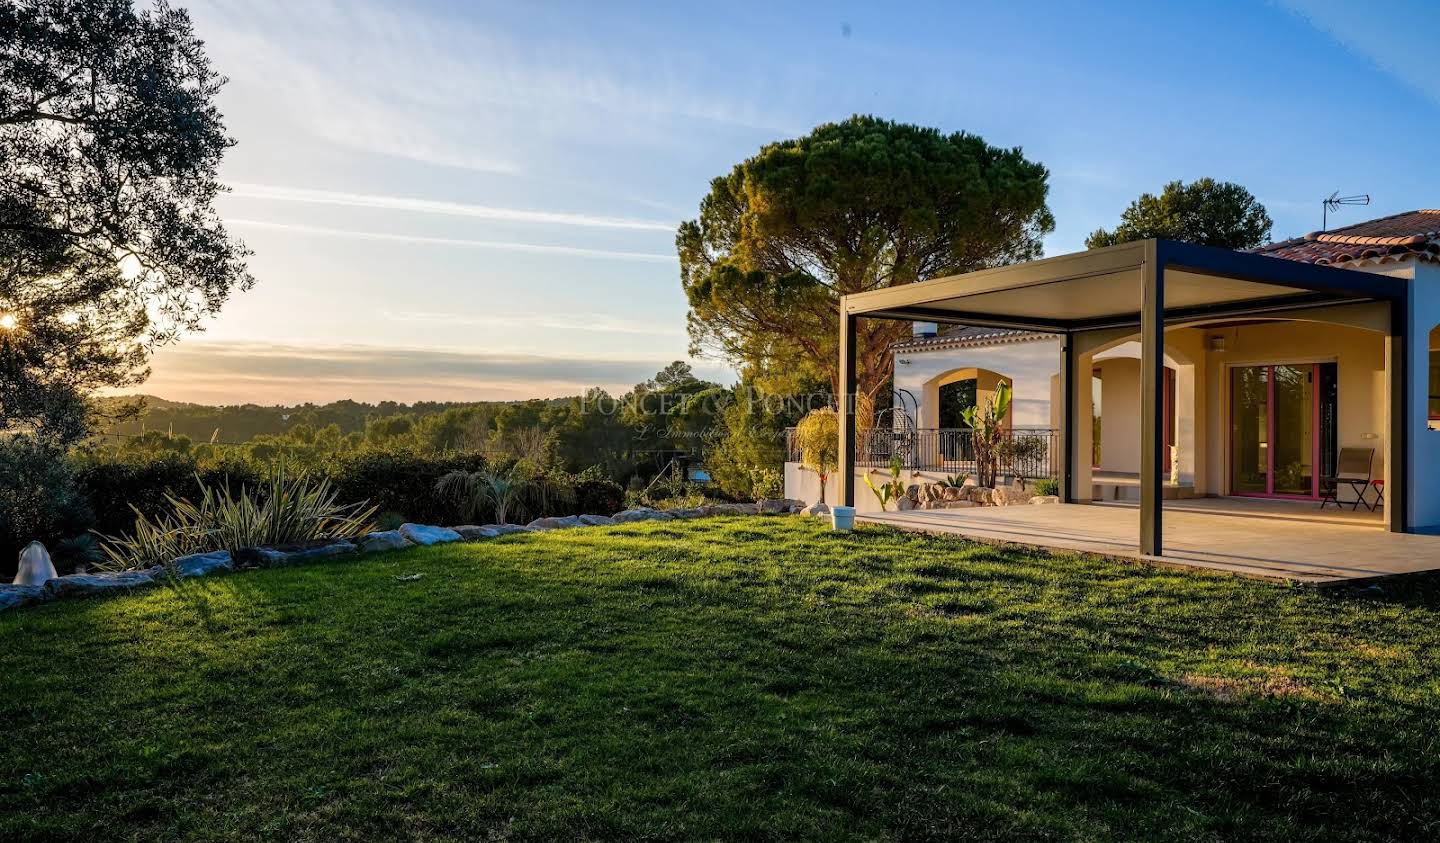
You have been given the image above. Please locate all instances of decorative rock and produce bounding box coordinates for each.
[239,540,358,567]
[527,515,584,531]
[399,523,463,546]
[666,507,707,520]
[612,508,675,523]
[452,525,501,540]
[14,541,58,587]
[896,496,914,511]
[1031,495,1061,505]
[0,584,48,612]
[482,524,533,535]
[44,570,155,599]
[360,530,413,552]
[172,550,233,579]
[578,514,617,527]
[807,502,831,517]
[758,498,804,515]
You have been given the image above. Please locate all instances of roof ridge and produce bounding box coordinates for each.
[1301,208,1440,242]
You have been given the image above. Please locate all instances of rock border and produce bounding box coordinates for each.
[0,499,807,614]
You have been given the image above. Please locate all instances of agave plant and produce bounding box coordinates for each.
[98,465,377,571]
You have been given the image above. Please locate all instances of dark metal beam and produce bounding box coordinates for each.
[1140,242,1165,556]
[1386,294,1409,532]
[837,307,858,509]
[1160,240,1408,302]
[1059,332,1076,503]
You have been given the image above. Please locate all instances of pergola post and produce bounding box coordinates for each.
[1385,294,1409,533]
[837,307,858,508]
[1058,332,1076,503]
[1140,242,1165,555]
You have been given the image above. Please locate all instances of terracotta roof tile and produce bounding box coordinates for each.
[892,324,1047,352]
[1251,209,1440,266]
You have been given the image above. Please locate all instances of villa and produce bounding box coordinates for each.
[785,210,1440,582]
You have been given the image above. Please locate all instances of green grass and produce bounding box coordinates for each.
[3,518,1439,841]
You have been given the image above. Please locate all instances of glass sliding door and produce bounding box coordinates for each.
[1229,364,1322,498]
[1230,366,1269,494]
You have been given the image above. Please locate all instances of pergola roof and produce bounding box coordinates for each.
[844,239,1408,333]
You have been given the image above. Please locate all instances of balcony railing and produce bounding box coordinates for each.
[784,427,1058,480]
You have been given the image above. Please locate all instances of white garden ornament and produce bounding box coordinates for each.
[14,541,57,586]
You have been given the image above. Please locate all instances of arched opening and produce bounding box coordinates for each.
[920,367,1013,431]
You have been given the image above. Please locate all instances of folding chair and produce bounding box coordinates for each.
[1320,447,1375,511]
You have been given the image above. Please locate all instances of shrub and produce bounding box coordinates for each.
[0,437,93,578]
[71,451,264,539]
[573,470,624,516]
[1032,477,1060,497]
[327,449,487,524]
[98,466,377,571]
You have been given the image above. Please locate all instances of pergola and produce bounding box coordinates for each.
[836,239,1412,555]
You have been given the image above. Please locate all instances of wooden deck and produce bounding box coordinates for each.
[858,498,1440,585]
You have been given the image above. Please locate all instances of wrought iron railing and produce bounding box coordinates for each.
[784,427,1058,480]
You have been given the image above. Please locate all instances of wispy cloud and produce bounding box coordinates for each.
[382,309,684,337]
[228,183,676,231]
[227,218,676,263]
[134,340,728,404]
[1276,0,1440,107]
[190,0,797,175]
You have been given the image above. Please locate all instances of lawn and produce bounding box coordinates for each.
[2,517,1438,841]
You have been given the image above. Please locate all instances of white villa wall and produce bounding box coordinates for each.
[1093,357,1142,473]
[892,336,1062,429]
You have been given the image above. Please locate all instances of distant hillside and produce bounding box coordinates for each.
[94,394,560,445]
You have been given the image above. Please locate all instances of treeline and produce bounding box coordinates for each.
[6,362,825,578]
[90,362,812,493]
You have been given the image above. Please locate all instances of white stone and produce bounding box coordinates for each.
[1031,495,1061,505]
[14,541,57,587]
[398,523,463,545]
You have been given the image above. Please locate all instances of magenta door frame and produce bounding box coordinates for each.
[1230,363,1321,499]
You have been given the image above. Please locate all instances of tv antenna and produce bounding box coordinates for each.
[1322,192,1369,231]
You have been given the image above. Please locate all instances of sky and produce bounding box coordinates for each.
[141,0,1440,406]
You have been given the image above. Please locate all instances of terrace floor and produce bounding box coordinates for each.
[859,497,1440,585]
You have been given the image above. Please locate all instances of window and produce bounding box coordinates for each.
[1431,327,1440,430]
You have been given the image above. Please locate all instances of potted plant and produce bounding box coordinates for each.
[794,408,839,515]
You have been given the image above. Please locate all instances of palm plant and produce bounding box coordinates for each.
[435,465,535,525]
[960,382,1013,489]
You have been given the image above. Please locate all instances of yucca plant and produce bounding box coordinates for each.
[98,465,377,571]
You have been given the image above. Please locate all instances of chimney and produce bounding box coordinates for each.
[912,321,938,339]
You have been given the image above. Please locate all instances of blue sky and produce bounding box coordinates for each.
[145,0,1440,404]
